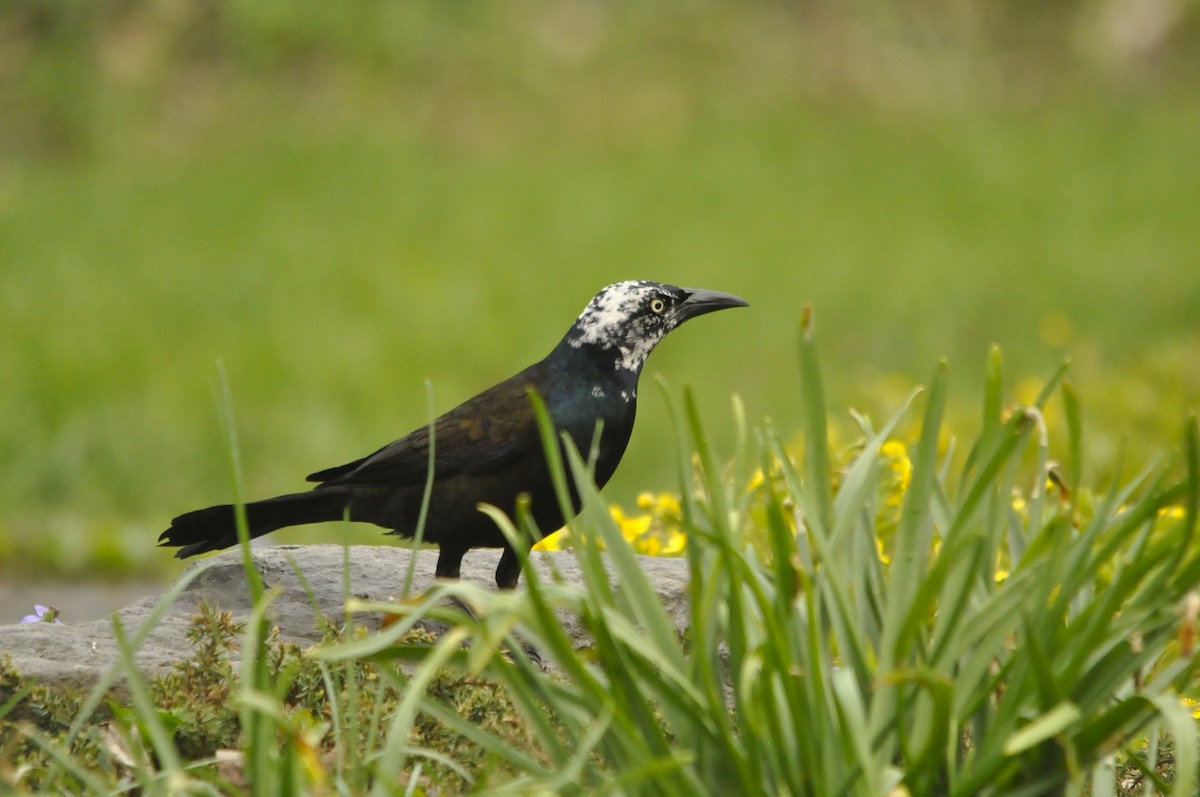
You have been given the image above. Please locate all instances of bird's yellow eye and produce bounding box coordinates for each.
[650,297,666,314]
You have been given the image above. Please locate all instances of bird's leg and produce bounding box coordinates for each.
[434,546,465,581]
[493,544,544,668]
[417,544,545,670]
[426,546,492,658]
[495,545,523,590]
[432,547,476,631]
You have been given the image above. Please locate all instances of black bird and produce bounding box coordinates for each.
[159,280,747,589]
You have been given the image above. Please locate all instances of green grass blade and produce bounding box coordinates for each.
[61,558,219,747]
[797,304,835,537]
[1171,414,1200,587]
[830,386,923,540]
[1002,701,1081,756]
[1149,694,1197,797]
[215,359,265,607]
[110,614,186,782]
[20,731,114,795]
[527,388,577,537]
[883,360,948,654]
[416,692,549,778]
[562,440,684,673]
[401,378,438,598]
[371,626,471,796]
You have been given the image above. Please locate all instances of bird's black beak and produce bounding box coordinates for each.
[676,287,749,322]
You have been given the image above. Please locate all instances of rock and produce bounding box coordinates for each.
[0,545,690,690]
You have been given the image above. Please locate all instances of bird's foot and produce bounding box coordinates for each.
[442,596,545,671]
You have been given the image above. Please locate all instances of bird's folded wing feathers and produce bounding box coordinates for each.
[306,419,526,486]
[306,373,542,488]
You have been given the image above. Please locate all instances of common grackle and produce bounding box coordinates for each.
[159,280,747,588]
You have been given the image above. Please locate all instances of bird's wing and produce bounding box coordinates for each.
[306,370,540,488]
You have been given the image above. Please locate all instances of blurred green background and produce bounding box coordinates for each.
[2,0,1199,582]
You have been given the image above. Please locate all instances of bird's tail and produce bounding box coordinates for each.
[158,488,355,559]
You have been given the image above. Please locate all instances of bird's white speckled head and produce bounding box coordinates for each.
[563,280,747,376]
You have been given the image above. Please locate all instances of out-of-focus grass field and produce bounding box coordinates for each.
[2,0,1199,579]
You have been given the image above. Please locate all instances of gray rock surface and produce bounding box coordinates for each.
[0,545,690,690]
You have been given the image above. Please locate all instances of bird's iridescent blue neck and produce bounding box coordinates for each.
[546,335,641,403]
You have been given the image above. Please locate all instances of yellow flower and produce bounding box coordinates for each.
[613,504,652,541]
[661,529,687,555]
[636,491,681,517]
[610,493,688,557]
[880,440,912,509]
[534,496,689,557]
[533,528,569,551]
[652,492,683,520]
[744,455,798,495]
[880,440,912,491]
[637,535,663,556]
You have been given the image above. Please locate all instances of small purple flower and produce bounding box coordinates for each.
[20,604,61,624]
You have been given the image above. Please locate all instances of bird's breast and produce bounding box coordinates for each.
[544,380,636,487]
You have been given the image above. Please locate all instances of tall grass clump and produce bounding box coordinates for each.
[330,310,1200,795]
[7,312,1198,794]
